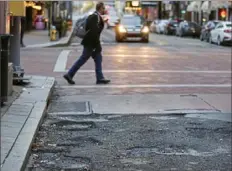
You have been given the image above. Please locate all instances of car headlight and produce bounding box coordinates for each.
[119,25,127,33]
[142,26,149,33]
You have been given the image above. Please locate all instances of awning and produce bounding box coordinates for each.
[187,1,202,12]
[201,1,210,13]
[211,1,231,10]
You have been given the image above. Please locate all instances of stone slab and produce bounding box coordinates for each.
[16,88,51,102]
[66,94,219,115]
[1,76,55,171]
[1,114,28,125]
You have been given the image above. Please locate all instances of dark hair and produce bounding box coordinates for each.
[96,2,104,11]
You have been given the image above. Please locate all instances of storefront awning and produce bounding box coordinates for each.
[211,1,231,10]
[201,1,209,13]
[187,1,202,12]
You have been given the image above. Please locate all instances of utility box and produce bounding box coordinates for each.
[8,1,26,16]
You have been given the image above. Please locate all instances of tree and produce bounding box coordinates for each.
[44,1,52,9]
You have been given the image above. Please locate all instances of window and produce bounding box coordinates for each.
[216,23,223,29]
[121,17,142,25]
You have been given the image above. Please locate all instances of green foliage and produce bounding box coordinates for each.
[44,2,52,9]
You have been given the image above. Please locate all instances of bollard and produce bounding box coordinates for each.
[0,34,12,105]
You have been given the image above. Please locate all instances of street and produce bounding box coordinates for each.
[23,30,231,171]
[21,29,231,94]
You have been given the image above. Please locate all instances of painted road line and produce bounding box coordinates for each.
[59,84,231,89]
[53,50,71,72]
[59,70,232,74]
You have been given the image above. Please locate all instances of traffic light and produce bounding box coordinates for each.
[220,9,227,19]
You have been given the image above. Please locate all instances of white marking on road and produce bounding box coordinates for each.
[60,70,231,74]
[53,50,71,72]
[59,84,231,89]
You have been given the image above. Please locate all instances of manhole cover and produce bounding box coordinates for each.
[48,101,91,114]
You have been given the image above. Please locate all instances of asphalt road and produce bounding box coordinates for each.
[23,29,231,171]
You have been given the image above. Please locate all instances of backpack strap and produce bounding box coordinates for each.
[93,12,100,25]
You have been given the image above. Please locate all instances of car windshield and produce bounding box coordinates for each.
[171,21,178,26]
[121,17,142,26]
[161,20,168,23]
[226,24,232,27]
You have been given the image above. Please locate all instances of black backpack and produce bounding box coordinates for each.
[75,17,88,39]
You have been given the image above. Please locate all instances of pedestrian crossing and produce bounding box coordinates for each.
[53,42,231,94]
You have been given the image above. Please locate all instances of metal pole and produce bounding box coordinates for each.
[158,1,162,19]
[9,16,24,77]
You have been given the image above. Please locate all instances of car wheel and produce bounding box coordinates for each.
[180,32,183,37]
[142,38,149,43]
[116,36,122,42]
[209,35,213,44]
[217,37,221,46]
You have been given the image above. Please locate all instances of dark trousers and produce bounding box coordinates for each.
[20,29,24,45]
[68,46,104,80]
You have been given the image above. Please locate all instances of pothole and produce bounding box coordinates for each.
[126,146,229,157]
[32,146,68,153]
[36,155,91,171]
[57,137,103,147]
[49,120,96,131]
[186,126,231,134]
[120,158,149,165]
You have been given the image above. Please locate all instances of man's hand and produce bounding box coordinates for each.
[103,18,109,23]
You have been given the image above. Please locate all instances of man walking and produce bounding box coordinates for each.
[63,2,110,85]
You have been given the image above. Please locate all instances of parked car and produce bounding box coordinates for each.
[176,21,201,37]
[115,15,149,42]
[200,20,220,42]
[156,20,169,34]
[209,21,232,45]
[163,20,179,35]
[150,20,160,33]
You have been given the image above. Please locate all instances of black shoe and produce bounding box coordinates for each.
[21,43,26,47]
[96,79,111,84]
[63,74,75,85]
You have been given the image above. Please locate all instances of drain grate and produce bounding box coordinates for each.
[48,101,92,115]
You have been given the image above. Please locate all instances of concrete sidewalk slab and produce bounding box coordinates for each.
[196,94,231,113]
[54,94,226,115]
[0,76,55,171]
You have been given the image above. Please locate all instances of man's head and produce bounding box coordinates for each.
[96,2,105,15]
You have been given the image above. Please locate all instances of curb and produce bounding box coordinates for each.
[1,79,56,171]
[22,29,74,49]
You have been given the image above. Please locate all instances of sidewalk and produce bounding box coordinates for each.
[23,29,73,48]
[0,76,55,171]
[23,13,84,49]
[24,30,50,46]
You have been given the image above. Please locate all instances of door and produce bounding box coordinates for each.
[211,23,223,42]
